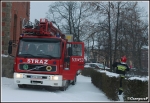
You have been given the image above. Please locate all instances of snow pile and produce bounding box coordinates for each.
[84,55,88,61]
[84,65,90,68]
[105,72,120,78]
[128,76,149,81]
[141,45,149,49]
[98,70,120,78]
[105,67,110,70]
[1,54,9,57]
[98,70,148,80]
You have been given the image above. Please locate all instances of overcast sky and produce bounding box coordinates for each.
[30,1,149,23]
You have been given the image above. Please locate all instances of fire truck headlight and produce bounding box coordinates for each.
[51,76,58,80]
[16,73,23,78]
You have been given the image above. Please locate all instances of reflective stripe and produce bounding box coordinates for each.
[120,74,125,77]
[119,87,123,90]
[117,65,127,71]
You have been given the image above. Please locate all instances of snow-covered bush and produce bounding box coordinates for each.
[123,77,148,101]
[87,68,148,101]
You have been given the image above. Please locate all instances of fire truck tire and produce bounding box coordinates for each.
[18,84,26,88]
[71,76,76,85]
[59,81,69,91]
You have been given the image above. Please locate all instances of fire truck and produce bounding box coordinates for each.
[8,18,84,91]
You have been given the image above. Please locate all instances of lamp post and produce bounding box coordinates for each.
[87,39,90,62]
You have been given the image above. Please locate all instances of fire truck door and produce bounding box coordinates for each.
[63,42,84,80]
[69,42,84,73]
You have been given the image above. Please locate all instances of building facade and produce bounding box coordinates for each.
[2,2,30,56]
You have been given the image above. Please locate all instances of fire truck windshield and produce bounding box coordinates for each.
[17,38,61,58]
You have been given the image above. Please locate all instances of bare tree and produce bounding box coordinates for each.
[46,2,93,41]
[46,1,148,71]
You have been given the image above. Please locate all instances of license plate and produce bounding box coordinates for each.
[31,75,42,79]
[31,82,38,84]
[31,80,42,84]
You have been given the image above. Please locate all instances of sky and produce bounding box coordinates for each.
[30,1,52,22]
[30,1,149,23]
[1,70,148,102]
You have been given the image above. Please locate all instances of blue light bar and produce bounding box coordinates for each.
[56,33,61,38]
[20,34,24,37]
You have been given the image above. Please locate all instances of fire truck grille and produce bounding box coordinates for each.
[19,64,57,72]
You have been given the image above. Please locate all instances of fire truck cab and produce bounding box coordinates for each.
[8,18,84,91]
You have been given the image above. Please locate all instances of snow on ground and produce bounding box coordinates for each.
[1,75,111,102]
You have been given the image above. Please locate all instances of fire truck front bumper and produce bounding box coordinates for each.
[14,73,63,87]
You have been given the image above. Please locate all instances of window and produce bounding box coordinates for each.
[72,44,82,56]
[18,38,61,58]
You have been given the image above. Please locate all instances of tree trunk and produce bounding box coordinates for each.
[114,2,120,63]
[108,2,112,71]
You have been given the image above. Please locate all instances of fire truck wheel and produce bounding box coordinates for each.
[59,81,69,91]
[71,76,76,85]
[18,84,26,88]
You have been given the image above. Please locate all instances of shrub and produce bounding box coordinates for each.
[123,78,148,101]
[81,67,93,77]
[83,68,148,101]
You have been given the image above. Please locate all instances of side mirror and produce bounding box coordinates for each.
[68,47,72,56]
[64,57,70,62]
[8,40,12,55]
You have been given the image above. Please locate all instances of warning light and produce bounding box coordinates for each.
[66,35,73,42]
[20,34,24,37]
[56,33,61,38]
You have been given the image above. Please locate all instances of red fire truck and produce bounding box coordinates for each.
[8,18,84,91]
